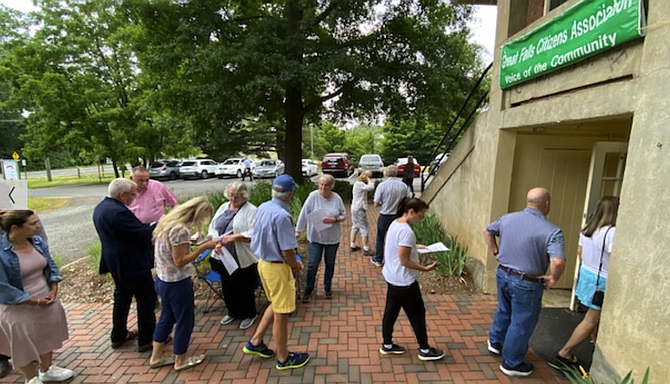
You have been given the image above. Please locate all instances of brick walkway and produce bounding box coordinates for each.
[4,204,566,384]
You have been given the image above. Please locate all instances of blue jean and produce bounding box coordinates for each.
[305,242,339,293]
[154,277,195,355]
[373,214,396,263]
[489,266,544,367]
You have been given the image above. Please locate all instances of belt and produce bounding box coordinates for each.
[264,260,285,264]
[498,265,544,283]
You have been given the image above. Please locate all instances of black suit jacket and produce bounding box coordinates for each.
[92,197,155,278]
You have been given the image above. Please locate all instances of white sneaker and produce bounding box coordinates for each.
[38,365,74,382]
[26,377,44,384]
[239,315,258,330]
[220,315,235,325]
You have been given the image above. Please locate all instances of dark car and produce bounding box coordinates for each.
[149,160,181,180]
[321,153,354,178]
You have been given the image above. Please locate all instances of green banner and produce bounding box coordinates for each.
[500,0,646,89]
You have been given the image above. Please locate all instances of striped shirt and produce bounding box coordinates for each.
[296,190,346,245]
[486,207,565,276]
[373,178,411,215]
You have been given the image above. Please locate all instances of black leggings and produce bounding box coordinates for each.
[209,258,258,319]
[382,280,429,349]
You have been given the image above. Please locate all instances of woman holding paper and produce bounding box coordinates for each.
[208,182,259,330]
[379,198,445,361]
[150,197,216,371]
[296,174,346,302]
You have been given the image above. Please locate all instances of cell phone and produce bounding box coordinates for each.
[195,235,212,245]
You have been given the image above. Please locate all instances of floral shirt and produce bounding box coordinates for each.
[154,226,194,282]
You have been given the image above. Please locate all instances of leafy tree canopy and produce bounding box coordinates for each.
[128,0,483,180]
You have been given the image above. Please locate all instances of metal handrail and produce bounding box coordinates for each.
[420,63,492,192]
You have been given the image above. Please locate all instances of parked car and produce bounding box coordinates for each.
[395,157,421,177]
[216,158,252,179]
[253,159,285,178]
[302,159,318,177]
[179,159,219,179]
[357,154,384,178]
[149,160,181,180]
[321,153,354,177]
[428,153,450,173]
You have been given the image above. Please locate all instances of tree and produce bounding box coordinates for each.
[129,0,483,181]
[380,117,453,166]
[0,0,199,176]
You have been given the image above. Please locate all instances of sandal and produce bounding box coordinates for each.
[174,354,206,372]
[111,329,138,349]
[555,353,580,366]
[150,355,175,369]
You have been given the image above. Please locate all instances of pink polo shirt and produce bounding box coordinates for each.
[129,179,178,223]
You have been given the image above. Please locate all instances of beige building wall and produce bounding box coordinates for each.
[424,0,669,382]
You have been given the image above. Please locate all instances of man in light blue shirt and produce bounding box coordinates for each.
[243,174,310,370]
[483,187,565,378]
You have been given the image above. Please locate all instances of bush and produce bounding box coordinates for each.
[332,180,353,203]
[249,181,272,206]
[412,213,468,277]
[552,362,649,384]
[86,240,102,272]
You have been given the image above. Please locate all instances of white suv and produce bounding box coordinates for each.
[358,154,384,178]
[179,159,219,179]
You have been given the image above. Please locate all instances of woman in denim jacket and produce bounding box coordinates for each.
[0,210,73,384]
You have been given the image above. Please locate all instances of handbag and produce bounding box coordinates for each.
[591,226,612,307]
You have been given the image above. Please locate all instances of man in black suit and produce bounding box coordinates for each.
[93,178,157,352]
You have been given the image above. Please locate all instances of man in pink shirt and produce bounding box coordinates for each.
[129,166,178,223]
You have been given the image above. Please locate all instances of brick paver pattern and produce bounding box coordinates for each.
[4,204,566,383]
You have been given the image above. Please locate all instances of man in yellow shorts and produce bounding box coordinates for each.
[241,174,310,370]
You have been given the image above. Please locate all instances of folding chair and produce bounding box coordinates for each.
[193,250,225,314]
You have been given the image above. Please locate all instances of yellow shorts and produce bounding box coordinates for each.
[257,260,296,314]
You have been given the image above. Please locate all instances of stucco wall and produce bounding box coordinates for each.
[589,1,670,382]
[422,113,503,293]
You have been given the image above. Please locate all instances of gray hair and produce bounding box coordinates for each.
[319,174,335,187]
[108,178,136,198]
[385,165,398,177]
[228,181,250,201]
[132,166,149,175]
[272,189,292,201]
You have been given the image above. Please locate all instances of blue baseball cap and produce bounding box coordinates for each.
[272,174,298,192]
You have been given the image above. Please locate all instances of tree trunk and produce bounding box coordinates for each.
[284,86,304,183]
[283,0,305,183]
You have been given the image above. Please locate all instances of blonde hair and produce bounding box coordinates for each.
[319,174,335,187]
[154,196,213,239]
[357,170,372,182]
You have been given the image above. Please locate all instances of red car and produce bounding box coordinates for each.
[321,153,354,177]
[396,157,421,177]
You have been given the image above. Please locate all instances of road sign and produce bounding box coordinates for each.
[12,152,19,160]
[2,159,19,180]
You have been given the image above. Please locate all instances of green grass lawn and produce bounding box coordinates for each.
[28,174,116,188]
[28,197,69,213]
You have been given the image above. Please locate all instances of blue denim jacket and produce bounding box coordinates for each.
[0,233,63,305]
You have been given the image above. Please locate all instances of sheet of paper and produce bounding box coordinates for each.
[418,242,450,254]
[306,209,333,232]
[214,247,239,275]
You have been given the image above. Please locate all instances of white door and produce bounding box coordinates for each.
[570,142,627,310]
